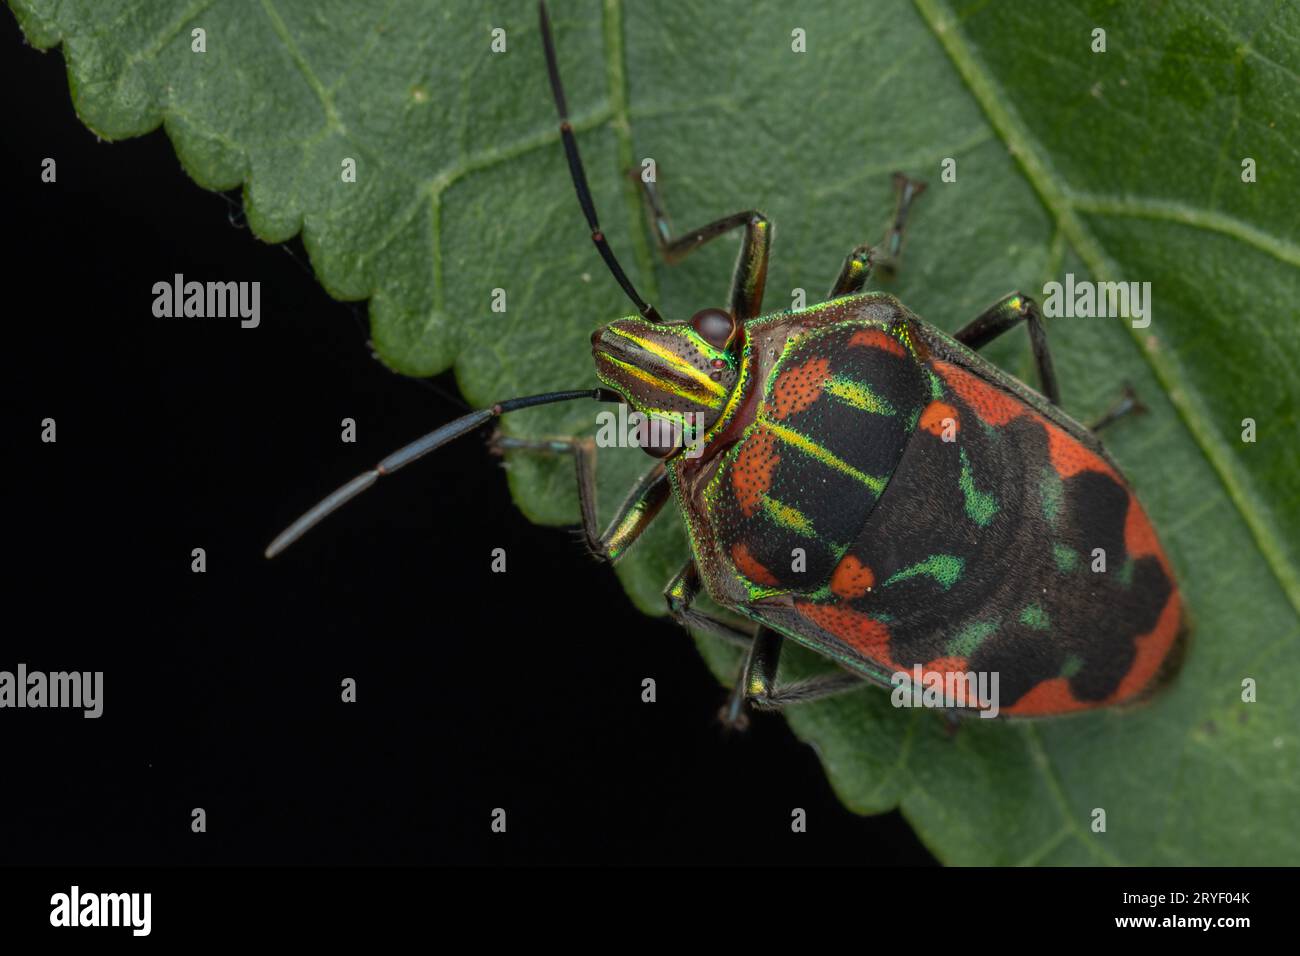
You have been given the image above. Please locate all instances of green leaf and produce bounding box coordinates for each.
[12,0,1298,864]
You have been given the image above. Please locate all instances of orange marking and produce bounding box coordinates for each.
[1108,591,1183,705]
[830,554,875,598]
[732,426,779,517]
[1004,677,1086,717]
[848,328,905,357]
[731,542,780,587]
[920,401,959,438]
[1041,416,1120,481]
[795,600,896,668]
[771,357,831,419]
[939,357,1121,481]
[921,655,969,675]
[1124,494,1172,576]
[934,361,1024,426]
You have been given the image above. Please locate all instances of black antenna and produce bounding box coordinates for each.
[539,0,662,323]
[265,388,620,558]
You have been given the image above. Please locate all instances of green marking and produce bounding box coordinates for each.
[1117,557,1135,587]
[825,376,895,415]
[1053,543,1079,572]
[1040,466,1064,527]
[958,448,998,526]
[926,370,945,401]
[794,295,860,316]
[1019,603,1050,630]
[1060,655,1083,679]
[743,580,784,602]
[761,494,816,537]
[885,554,965,590]
[947,618,999,657]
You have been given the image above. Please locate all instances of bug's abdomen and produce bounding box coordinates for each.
[791,357,1184,716]
[700,321,929,600]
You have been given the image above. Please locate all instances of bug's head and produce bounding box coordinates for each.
[591,308,743,456]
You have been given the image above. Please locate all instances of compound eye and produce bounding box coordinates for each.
[690,308,736,350]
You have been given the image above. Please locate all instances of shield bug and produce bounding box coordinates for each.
[267,1,1185,725]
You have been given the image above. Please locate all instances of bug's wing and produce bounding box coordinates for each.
[911,319,1115,462]
[730,318,1186,717]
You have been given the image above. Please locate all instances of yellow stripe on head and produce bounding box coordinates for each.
[607,327,728,398]
[599,354,722,408]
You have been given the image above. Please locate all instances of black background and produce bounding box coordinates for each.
[2,12,936,866]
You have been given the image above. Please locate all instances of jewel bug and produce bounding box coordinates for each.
[267,1,1185,725]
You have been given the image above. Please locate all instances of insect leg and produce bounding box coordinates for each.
[1087,383,1146,433]
[664,560,755,647]
[663,564,866,726]
[751,670,866,708]
[634,175,770,320]
[826,244,877,299]
[719,625,783,730]
[953,292,1061,406]
[877,172,927,279]
[826,172,926,298]
[490,435,671,563]
[720,627,865,729]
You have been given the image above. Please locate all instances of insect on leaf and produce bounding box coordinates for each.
[10,0,1298,864]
